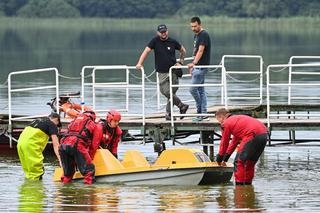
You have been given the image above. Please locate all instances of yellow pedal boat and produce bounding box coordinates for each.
[53,148,233,185]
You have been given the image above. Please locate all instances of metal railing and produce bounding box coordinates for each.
[266,63,320,127]
[89,65,145,125]
[156,57,194,111]
[221,55,263,107]
[81,65,122,112]
[288,56,320,104]
[7,68,59,147]
[169,65,226,127]
[81,66,97,111]
[81,65,133,114]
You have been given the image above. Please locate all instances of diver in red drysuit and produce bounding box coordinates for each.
[59,111,102,184]
[215,108,268,185]
[99,110,122,158]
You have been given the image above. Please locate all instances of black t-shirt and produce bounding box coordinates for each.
[29,117,58,136]
[147,36,182,73]
[193,30,211,65]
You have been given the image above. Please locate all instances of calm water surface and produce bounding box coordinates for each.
[1,143,320,212]
[1,18,320,113]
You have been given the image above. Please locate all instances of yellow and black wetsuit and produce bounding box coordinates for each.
[17,118,58,180]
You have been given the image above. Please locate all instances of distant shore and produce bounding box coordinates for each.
[1,16,319,31]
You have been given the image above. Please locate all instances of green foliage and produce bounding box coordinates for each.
[0,0,27,16]
[0,0,319,18]
[17,0,80,18]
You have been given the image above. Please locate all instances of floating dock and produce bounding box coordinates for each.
[2,103,320,159]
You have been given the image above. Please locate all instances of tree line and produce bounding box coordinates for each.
[0,0,319,18]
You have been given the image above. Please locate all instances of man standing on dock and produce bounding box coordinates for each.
[187,17,211,122]
[215,108,268,185]
[17,113,62,180]
[136,24,189,120]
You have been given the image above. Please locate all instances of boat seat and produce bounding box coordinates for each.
[121,150,150,168]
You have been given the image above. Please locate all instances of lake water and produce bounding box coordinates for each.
[1,143,320,212]
[0,18,320,212]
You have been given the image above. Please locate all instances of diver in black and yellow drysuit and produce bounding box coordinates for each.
[17,113,62,180]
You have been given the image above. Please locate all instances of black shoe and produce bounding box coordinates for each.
[165,113,176,121]
[201,116,209,121]
[179,104,189,120]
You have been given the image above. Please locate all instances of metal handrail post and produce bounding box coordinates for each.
[259,57,263,105]
[55,68,59,114]
[81,66,89,112]
[221,56,225,105]
[92,68,96,111]
[156,72,161,111]
[222,66,227,108]
[81,65,99,112]
[126,67,130,112]
[141,67,145,126]
[7,74,12,148]
[266,66,271,128]
[169,67,174,128]
[288,57,293,104]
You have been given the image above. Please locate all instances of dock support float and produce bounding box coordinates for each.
[200,131,215,161]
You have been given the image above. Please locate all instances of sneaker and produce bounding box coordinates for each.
[192,116,209,122]
[192,117,203,122]
[179,104,189,120]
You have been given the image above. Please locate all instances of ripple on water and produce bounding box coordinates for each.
[0,144,320,212]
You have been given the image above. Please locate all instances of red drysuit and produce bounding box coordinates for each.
[216,114,268,184]
[59,113,102,184]
[99,121,122,158]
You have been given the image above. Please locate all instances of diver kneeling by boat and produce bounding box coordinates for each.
[99,110,122,159]
[59,111,102,184]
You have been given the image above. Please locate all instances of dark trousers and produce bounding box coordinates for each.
[158,72,182,113]
[59,142,95,184]
[234,133,267,184]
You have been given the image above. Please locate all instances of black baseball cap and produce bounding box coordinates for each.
[49,112,61,127]
[157,24,167,33]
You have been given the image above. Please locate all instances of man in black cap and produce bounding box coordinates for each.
[136,24,189,120]
[17,113,62,180]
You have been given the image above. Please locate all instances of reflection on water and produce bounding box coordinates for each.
[0,143,319,212]
[19,180,46,213]
[54,184,120,212]
[216,185,262,212]
[233,185,259,211]
[158,187,207,212]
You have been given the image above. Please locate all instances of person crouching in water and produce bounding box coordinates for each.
[99,110,122,158]
[215,108,268,185]
[59,111,102,184]
[17,113,62,180]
